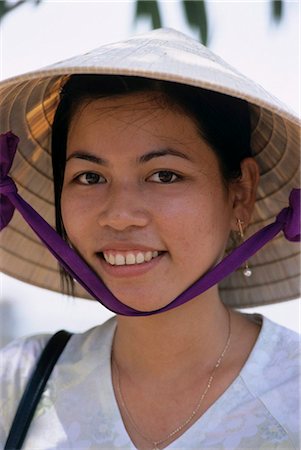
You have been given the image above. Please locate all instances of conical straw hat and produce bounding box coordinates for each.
[0,28,300,308]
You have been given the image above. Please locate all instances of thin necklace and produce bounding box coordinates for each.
[112,308,232,450]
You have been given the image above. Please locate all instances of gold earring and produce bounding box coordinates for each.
[236,218,252,277]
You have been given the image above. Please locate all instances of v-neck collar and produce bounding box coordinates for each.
[91,314,270,449]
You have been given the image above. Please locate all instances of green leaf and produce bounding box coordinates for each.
[272,0,283,22]
[0,2,8,20]
[0,0,30,22]
[135,0,162,29]
[182,0,208,45]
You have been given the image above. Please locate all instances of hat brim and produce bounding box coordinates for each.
[0,28,300,307]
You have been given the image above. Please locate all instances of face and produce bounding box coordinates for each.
[61,93,235,312]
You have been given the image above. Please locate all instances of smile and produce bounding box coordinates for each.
[102,250,162,266]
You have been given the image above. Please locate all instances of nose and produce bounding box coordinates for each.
[97,183,151,231]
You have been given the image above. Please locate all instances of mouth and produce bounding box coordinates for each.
[98,250,165,266]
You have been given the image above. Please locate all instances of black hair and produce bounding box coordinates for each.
[51,74,252,294]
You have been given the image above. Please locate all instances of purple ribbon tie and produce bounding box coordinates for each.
[1,131,300,316]
[0,133,19,230]
[0,177,18,230]
[276,190,300,242]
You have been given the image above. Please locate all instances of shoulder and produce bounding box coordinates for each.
[240,315,299,448]
[0,316,117,385]
[243,315,299,382]
[0,333,51,396]
[0,317,117,443]
[0,316,116,380]
[243,314,300,378]
[0,332,50,442]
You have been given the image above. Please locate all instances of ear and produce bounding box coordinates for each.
[229,157,260,230]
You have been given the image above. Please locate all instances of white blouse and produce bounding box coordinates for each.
[0,314,299,449]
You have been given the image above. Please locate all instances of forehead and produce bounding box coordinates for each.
[67,92,201,146]
[65,92,221,181]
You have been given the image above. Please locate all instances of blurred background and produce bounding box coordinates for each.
[0,0,300,348]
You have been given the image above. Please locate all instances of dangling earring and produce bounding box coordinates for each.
[236,218,252,277]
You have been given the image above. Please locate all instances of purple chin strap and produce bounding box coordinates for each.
[0,132,300,316]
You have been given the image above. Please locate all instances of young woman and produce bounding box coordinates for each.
[0,29,299,449]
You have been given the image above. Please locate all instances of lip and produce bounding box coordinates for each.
[99,242,162,252]
[96,251,166,278]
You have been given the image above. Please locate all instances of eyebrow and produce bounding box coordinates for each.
[138,148,191,164]
[66,152,108,166]
[66,148,192,165]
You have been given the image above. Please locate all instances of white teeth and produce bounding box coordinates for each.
[103,250,161,266]
[115,254,125,265]
[144,251,152,262]
[136,252,145,264]
[125,253,136,265]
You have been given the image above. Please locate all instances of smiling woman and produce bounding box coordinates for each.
[54,75,258,313]
[0,29,300,450]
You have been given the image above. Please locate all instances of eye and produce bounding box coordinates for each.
[76,172,106,185]
[148,170,182,183]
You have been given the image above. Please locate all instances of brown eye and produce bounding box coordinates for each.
[77,172,105,185]
[149,171,180,183]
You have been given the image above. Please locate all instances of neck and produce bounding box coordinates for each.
[113,287,231,381]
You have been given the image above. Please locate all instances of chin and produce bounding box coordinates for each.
[109,285,174,314]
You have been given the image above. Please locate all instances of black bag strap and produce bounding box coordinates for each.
[4,329,73,450]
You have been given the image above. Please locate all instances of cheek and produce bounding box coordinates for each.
[165,189,232,258]
[60,190,93,245]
